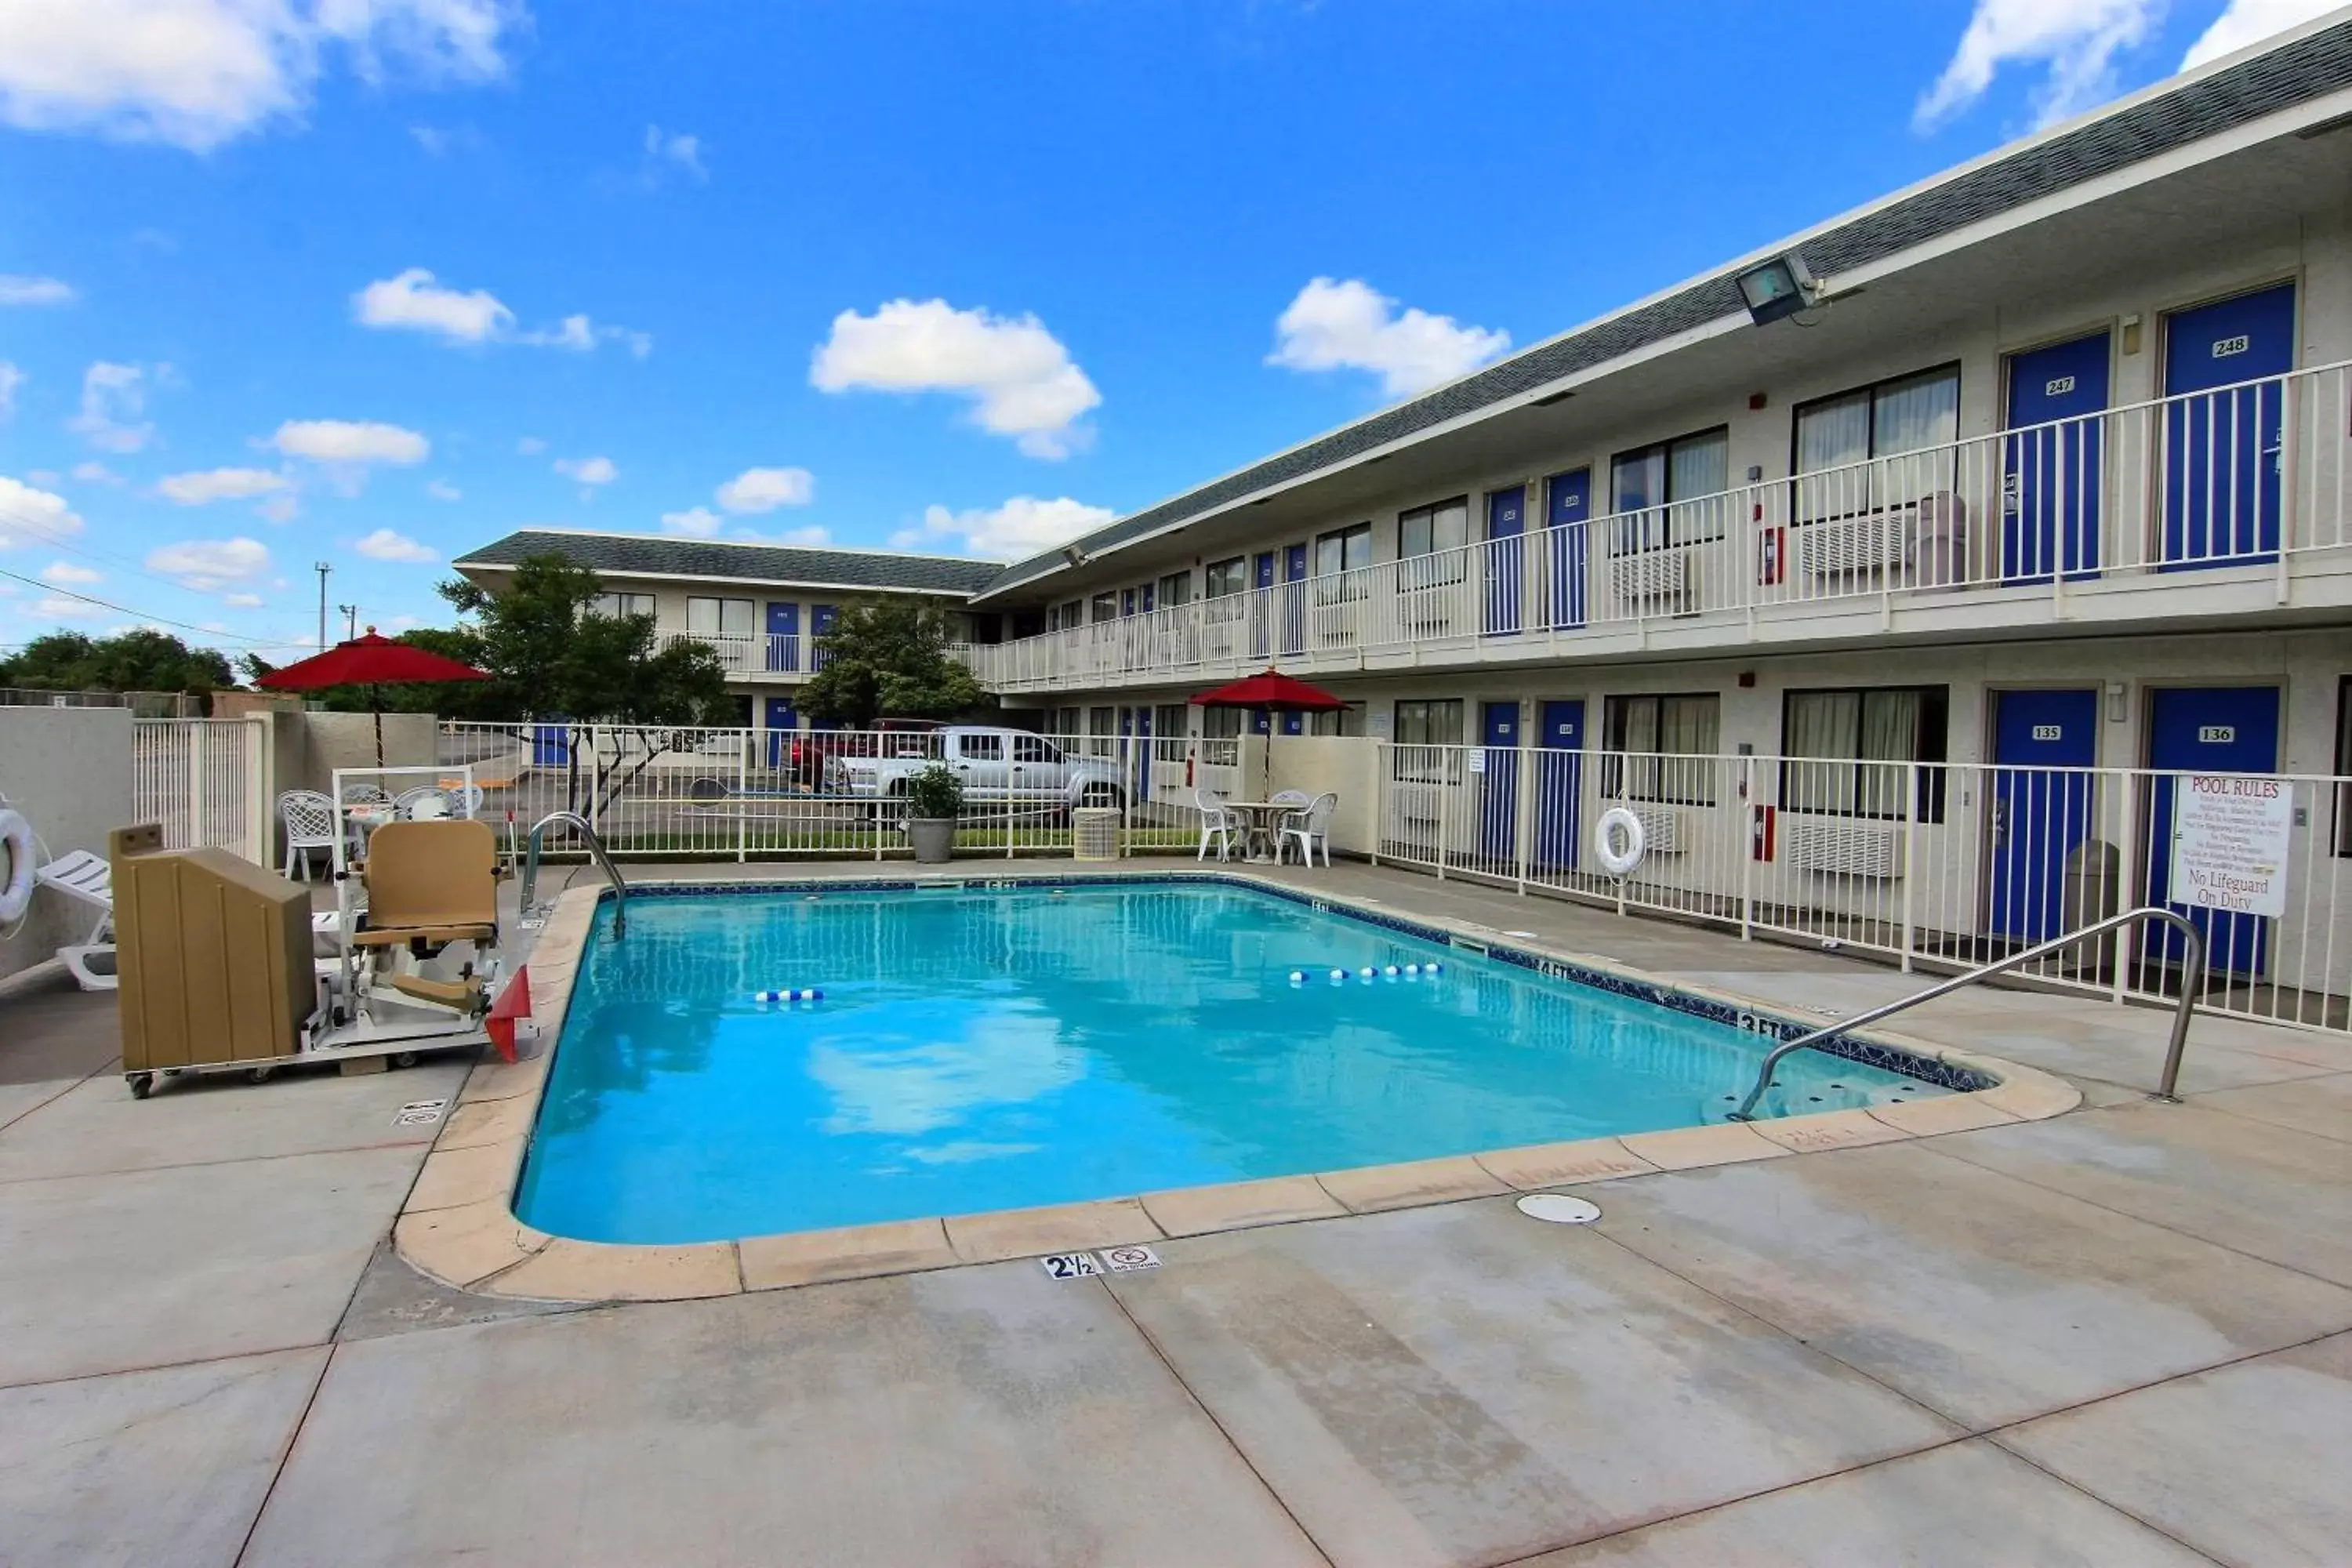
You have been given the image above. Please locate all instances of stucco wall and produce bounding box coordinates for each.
[0,707,135,987]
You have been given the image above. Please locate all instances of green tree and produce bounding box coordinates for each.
[2,630,234,697]
[801,601,985,727]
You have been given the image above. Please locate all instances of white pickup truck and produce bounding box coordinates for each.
[829,726,1127,815]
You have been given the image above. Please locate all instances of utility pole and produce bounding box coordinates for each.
[314,562,332,648]
[339,604,358,641]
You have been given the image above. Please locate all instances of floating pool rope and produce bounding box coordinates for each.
[753,988,824,1004]
[1287,962,1442,986]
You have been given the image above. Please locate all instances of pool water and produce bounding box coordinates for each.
[514,882,1950,1243]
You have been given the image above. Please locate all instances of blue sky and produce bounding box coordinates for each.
[0,0,2330,659]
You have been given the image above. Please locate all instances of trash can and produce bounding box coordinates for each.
[1073,807,1122,862]
[2060,838,2122,974]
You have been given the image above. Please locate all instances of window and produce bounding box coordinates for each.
[1315,522,1374,604]
[1310,706,1361,738]
[1202,706,1247,740]
[1610,428,1731,550]
[1152,702,1189,762]
[1013,734,1063,764]
[1780,685,1950,822]
[958,732,1005,761]
[1157,572,1193,608]
[1051,600,1084,631]
[1792,365,1960,521]
[588,591,655,620]
[1089,705,1116,735]
[1392,699,1464,781]
[2335,678,2351,856]
[684,596,754,640]
[1090,592,1119,623]
[1051,707,1082,737]
[1205,557,1250,597]
[1602,694,1722,805]
[1397,497,1469,590]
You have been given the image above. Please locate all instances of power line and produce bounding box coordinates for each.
[0,564,316,649]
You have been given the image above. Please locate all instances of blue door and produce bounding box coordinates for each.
[530,721,572,768]
[1544,470,1589,629]
[771,601,805,671]
[2003,333,2110,583]
[810,604,838,670]
[1280,543,1308,655]
[1479,702,1519,862]
[2145,686,2280,978]
[2163,283,2294,568]
[764,698,798,769]
[1250,551,1276,659]
[1535,700,1584,870]
[1485,488,1525,636]
[1987,690,2100,944]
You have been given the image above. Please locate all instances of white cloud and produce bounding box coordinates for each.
[221,590,264,608]
[1915,0,2158,132]
[0,274,74,307]
[0,474,85,548]
[1267,278,1510,398]
[147,536,270,589]
[353,528,436,562]
[157,466,289,504]
[894,495,1116,561]
[515,435,546,455]
[426,477,461,501]
[737,524,831,547]
[352,267,512,343]
[408,122,477,155]
[0,361,20,420]
[34,594,103,619]
[644,122,706,180]
[660,506,724,537]
[554,455,615,485]
[255,492,299,524]
[714,466,813,514]
[272,419,429,464]
[39,560,100,585]
[26,470,60,486]
[69,459,124,485]
[0,0,522,152]
[68,360,158,452]
[2182,0,2339,67]
[811,298,1101,459]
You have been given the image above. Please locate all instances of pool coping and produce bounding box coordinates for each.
[394,867,2082,1304]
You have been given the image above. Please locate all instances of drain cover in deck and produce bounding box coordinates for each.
[1516,1194,1601,1225]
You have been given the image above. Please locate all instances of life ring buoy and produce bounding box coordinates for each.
[1593,807,1646,878]
[0,810,34,924]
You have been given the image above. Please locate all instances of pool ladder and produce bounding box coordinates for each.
[520,811,629,938]
[1727,906,2206,1123]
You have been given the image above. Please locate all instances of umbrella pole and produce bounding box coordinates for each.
[372,684,385,772]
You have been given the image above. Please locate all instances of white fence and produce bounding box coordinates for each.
[435,722,1230,862]
[131,718,267,862]
[1373,742,2350,1035]
[962,361,2352,691]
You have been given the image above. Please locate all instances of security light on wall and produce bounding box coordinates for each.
[1736,253,1820,326]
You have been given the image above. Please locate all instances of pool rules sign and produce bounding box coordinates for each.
[2169,775,2293,918]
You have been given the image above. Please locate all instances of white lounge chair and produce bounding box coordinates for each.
[33,850,117,991]
[1194,786,1238,862]
[278,789,336,880]
[1277,792,1338,868]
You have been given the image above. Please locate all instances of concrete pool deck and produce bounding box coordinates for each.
[1,858,2347,1565]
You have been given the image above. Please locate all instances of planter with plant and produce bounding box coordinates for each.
[901,763,963,863]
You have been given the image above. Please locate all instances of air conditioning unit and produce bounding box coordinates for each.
[1400,588,1457,633]
[1631,806,1685,855]
[1611,550,1691,612]
[1200,619,1240,659]
[1783,818,1907,878]
[1311,601,1361,646]
[1398,784,1445,823]
[1795,514,1907,577]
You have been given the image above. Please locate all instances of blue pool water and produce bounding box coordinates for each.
[514,882,1951,1243]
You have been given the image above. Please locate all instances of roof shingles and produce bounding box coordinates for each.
[454,530,1006,596]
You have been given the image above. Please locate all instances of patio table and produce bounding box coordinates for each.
[1220,800,1294,865]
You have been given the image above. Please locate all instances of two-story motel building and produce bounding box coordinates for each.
[459,16,2352,1013]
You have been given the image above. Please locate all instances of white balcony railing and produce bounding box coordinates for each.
[655,630,815,677]
[956,361,2352,691]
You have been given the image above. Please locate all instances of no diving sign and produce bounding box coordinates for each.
[2171,775,2292,918]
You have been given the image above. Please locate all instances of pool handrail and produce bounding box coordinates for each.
[521,811,629,938]
[1726,906,2205,1123]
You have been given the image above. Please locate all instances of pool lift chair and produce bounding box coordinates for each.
[313,815,511,1058]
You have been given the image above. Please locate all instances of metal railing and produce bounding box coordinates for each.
[132,717,267,862]
[1730,906,2205,1120]
[956,360,2352,692]
[521,811,629,938]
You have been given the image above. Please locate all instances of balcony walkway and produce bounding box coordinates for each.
[0,861,2345,1566]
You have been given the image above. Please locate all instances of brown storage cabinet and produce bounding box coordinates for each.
[113,826,312,1071]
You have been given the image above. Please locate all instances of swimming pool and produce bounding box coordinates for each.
[514,879,1970,1244]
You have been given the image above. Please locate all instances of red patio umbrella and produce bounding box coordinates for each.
[1192,668,1347,796]
[258,629,490,769]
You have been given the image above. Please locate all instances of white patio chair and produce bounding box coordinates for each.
[393,786,451,821]
[278,789,336,880]
[1194,786,1239,862]
[1271,789,1310,807]
[449,782,485,819]
[1277,792,1338,869]
[339,783,391,806]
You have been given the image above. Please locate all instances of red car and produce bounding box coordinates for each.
[787,718,943,786]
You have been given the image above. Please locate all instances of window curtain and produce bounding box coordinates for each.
[1658,695,1719,804]
[1786,690,1859,813]
[1875,370,1960,510]
[1796,391,1871,521]
[1857,689,1921,818]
